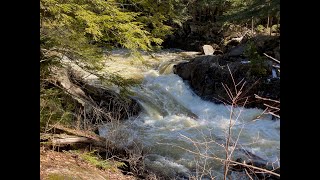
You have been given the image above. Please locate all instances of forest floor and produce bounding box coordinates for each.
[40,147,136,180]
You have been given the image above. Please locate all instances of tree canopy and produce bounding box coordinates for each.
[40,0,192,66]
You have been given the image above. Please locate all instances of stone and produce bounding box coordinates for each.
[173,55,279,111]
[202,45,215,55]
[227,45,245,57]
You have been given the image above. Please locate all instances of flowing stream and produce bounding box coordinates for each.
[99,50,280,179]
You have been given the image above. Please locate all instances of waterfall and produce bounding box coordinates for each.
[99,52,280,179]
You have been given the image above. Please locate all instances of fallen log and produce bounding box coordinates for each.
[50,124,105,142]
[52,136,92,145]
[40,133,106,148]
[44,124,109,148]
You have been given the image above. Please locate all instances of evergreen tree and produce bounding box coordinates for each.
[40,0,188,130]
[117,0,190,40]
[219,0,280,25]
[40,0,172,66]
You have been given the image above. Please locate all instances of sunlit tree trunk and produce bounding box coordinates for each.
[251,17,254,34]
[267,2,270,34]
[269,16,273,36]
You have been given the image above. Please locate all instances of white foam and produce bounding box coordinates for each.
[99,57,280,178]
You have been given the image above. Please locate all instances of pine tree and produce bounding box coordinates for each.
[218,0,280,25]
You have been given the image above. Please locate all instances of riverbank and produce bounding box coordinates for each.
[40,147,136,180]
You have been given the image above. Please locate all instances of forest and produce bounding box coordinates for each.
[40,0,280,179]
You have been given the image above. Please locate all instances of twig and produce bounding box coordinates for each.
[263,103,280,110]
[263,53,280,64]
[245,168,254,180]
[268,112,280,118]
[254,94,280,103]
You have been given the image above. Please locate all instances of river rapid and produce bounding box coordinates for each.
[99,49,280,179]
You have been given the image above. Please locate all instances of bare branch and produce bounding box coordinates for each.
[159,142,280,177]
[263,53,280,64]
[263,103,280,110]
[254,94,280,103]
[268,112,280,118]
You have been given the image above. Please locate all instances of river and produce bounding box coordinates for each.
[99,50,280,179]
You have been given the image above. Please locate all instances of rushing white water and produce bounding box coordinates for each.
[272,68,278,78]
[99,52,280,179]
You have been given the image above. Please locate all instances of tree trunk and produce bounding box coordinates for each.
[267,2,271,35]
[277,17,280,35]
[52,136,92,145]
[269,16,273,36]
[41,124,108,148]
[251,17,254,34]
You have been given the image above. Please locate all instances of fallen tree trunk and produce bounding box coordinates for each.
[41,124,107,149]
[50,124,105,142]
[52,136,92,145]
[40,133,106,148]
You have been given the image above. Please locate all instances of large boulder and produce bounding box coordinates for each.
[173,55,226,80]
[173,55,279,110]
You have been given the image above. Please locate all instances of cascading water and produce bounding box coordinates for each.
[99,51,280,179]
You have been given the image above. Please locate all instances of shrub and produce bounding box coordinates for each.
[271,24,280,33]
[256,24,265,33]
[40,86,77,132]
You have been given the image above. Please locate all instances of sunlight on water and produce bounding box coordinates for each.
[99,52,280,179]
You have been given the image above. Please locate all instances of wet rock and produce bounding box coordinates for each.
[173,55,279,109]
[227,45,246,57]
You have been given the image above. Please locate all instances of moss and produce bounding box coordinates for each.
[74,150,125,171]
[47,173,74,180]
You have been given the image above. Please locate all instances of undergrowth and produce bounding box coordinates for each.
[40,86,77,132]
[72,150,127,171]
[40,56,78,132]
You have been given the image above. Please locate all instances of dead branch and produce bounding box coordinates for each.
[268,112,280,119]
[244,168,254,180]
[272,65,280,69]
[263,53,280,64]
[254,94,280,103]
[161,143,280,177]
[263,103,280,110]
